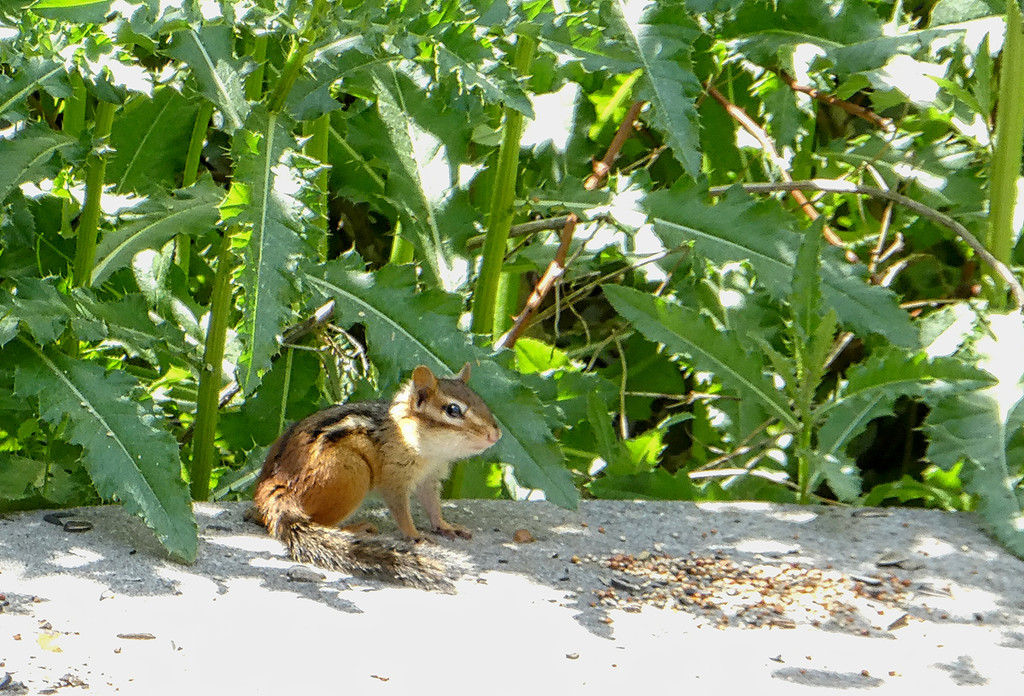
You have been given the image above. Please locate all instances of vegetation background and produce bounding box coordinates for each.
[1,0,1022,563]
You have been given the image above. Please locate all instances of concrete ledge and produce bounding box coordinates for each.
[1,500,1022,693]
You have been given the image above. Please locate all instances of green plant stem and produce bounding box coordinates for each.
[175,102,215,275]
[492,271,518,339]
[245,35,268,101]
[470,34,536,338]
[303,114,330,260]
[61,74,88,240]
[278,346,294,437]
[63,73,87,137]
[796,421,814,505]
[190,230,236,500]
[183,103,214,187]
[988,1,1024,307]
[72,100,117,288]
[267,39,310,114]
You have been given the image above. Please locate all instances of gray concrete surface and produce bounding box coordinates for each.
[1,499,1022,694]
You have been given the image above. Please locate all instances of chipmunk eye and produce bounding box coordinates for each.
[443,403,464,419]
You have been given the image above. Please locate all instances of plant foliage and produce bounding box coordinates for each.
[0,0,1021,562]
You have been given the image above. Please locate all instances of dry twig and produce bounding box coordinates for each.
[705,82,859,263]
[495,214,578,350]
[777,70,895,133]
[709,179,1024,307]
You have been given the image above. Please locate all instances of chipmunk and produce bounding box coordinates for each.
[252,363,501,589]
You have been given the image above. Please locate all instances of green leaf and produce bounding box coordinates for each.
[588,468,695,500]
[0,57,68,121]
[165,25,249,133]
[723,0,995,77]
[435,42,534,117]
[363,61,476,290]
[73,291,187,364]
[645,184,918,347]
[305,257,577,508]
[107,88,202,193]
[2,277,75,345]
[288,34,375,122]
[924,312,1024,557]
[603,283,798,430]
[514,337,571,373]
[14,341,197,562]
[231,108,318,394]
[808,450,862,502]
[91,180,222,285]
[926,392,1024,556]
[818,348,994,457]
[605,0,702,177]
[0,453,45,500]
[0,123,76,203]
[586,392,633,475]
[792,222,824,341]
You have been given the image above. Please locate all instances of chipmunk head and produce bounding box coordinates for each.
[395,363,501,464]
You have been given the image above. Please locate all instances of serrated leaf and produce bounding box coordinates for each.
[924,311,1024,556]
[605,0,702,177]
[588,468,695,500]
[91,180,222,285]
[645,184,918,347]
[363,61,476,290]
[435,43,534,117]
[842,350,995,405]
[0,56,68,121]
[926,392,1024,556]
[603,283,798,430]
[304,257,576,507]
[73,291,186,364]
[165,25,249,132]
[3,277,74,345]
[586,392,634,475]
[722,1,995,77]
[792,222,824,341]
[232,108,318,394]
[818,348,995,457]
[289,33,376,121]
[107,88,202,193]
[808,449,862,502]
[0,453,45,500]
[0,123,76,203]
[14,341,197,561]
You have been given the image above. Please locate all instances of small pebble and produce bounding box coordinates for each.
[287,566,326,583]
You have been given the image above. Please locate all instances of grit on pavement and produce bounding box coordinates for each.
[1,499,1022,694]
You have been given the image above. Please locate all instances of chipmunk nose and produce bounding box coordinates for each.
[487,427,502,444]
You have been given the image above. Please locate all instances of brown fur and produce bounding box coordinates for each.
[252,364,500,590]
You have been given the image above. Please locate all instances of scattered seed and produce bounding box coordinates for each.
[116,633,156,640]
[512,529,535,544]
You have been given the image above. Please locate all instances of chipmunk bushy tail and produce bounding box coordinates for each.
[258,485,453,592]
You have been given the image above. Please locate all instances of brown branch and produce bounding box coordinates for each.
[495,214,578,350]
[777,71,895,133]
[709,179,1024,308]
[705,82,859,263]
[496,101,649,348]
[584,100,645,190]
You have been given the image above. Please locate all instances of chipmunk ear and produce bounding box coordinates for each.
[412,365,437,406]
[456,362,471,383]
